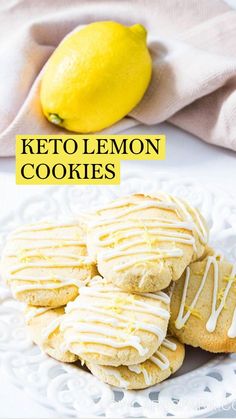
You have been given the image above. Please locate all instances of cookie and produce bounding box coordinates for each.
[86,336,185,389]
[169,252,236,352]
[61,279,170,366]
[25,305,78,362]
[86,193,208,292]
[1,220,97,307]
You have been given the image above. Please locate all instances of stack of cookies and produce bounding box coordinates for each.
[1,193,236,390]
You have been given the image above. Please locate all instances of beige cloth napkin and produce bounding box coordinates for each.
[0,0,235,156]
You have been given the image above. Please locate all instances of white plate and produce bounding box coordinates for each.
[0,171,236,418]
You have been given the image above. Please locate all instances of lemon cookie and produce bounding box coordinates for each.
[86,193,208,293]
[25,305,78,362]
[61,279,170,366]
[1,220,97,307]
[169,252,236,352]
[86,337,184,389]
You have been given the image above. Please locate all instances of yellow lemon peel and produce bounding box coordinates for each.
[194,271,204,276]
[185,305,202,320]
[223,275,236,283]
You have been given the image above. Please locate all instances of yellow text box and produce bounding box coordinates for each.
[16,134,165,185]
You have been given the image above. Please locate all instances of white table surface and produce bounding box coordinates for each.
[0,121,236,418]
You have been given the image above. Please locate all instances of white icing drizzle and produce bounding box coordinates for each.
[12,222,79,234]
[92,217,193,231]
[73,287,170,319]
[126,337,177,385]
[12,281,82,293]
[172,196,208,245]
[9,237,85,242]
[96,200,178,217]
[25,242,85,249]
[139,291,170,304]
[25,306,64,345]
[76,282,170,305]
[9,258,93,274]
[42,318,61,340]
[3,221,93,293]
[101,367,129,388]
[150,351,170,370]
[64,309,167,338]
[61,285,170,357]
[112,251,183,273]
[175,256,236,336]
[5,250,84,260]
[6,274,87,294]
[96,221,194,247]
[98,231,195,249]
[162,337,177,351]
[89,194,205,275]
[8,274,83,283]
[149,337,177,371]
[90,337,177,388]
[25,306,54,323]
[128,364,152,385]
[101,248,183,262]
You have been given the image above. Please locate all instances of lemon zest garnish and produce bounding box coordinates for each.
[36,252,51,261]
[108,231,123,248]
[144,230,153,250]
[223,275,236,283]
[18,250,30,263]
[121,320,138,338]
[110,306,123,314]
[105,295,135,314]
[19,256,31,263]
[18,249,52,262]
[185,305,202,320]
[217,287,226,303]
[137,218,153,250]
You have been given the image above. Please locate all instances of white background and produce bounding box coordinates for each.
[0,0,236,417]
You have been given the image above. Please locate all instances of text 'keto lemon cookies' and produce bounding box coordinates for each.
[169,251,236,352]
[25,305,78,363]
[1,220,97,307]
[86,193,208,293]
[61,278,170,366]
[86,336,185,390]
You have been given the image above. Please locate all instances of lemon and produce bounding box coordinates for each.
[40,21,152,133]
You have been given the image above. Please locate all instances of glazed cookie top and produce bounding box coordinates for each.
[169,251,236,352]
[86,336,185,390]
[1,220,96,304]
[86,193,208,292]
[25,305,78,363]
[61,278,170,366]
